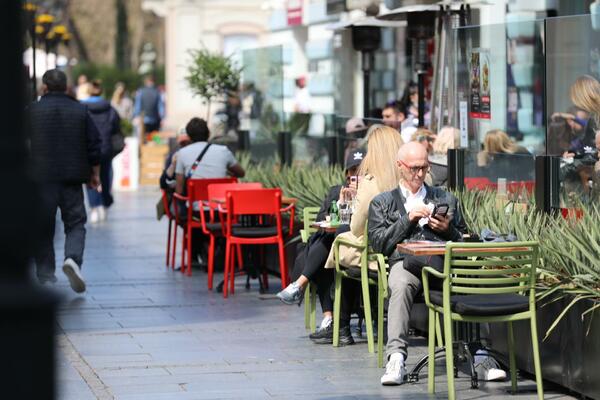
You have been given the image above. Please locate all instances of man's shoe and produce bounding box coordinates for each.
[311,325,354,346]
[276,282,302,305]
[474,350,507,381]
[62,258,86,293]
[381,354,406,385]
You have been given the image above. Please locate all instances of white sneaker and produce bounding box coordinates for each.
[474,350,507,381]
[89,208,99,223]
[62,258,86,293]
[98,206,106,221]
[381,353,406,385]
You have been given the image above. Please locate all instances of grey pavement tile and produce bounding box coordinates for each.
[55,190,577,400]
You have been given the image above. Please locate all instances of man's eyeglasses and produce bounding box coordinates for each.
[399,160,430,174]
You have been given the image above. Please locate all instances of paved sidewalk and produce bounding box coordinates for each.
[53,189,574,400]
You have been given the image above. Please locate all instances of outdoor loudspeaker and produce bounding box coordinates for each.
[351,26,381,52]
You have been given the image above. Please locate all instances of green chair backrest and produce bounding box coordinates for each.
[444,241,539,297]
[301,207,320,243]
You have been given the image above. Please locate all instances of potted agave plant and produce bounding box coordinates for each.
[457,189,600,399]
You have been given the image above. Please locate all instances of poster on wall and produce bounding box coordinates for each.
[469,49,491,119]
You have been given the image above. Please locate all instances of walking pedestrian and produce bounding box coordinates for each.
[27,69,101,293]
[133,74,164,135]
[82,80,122,222]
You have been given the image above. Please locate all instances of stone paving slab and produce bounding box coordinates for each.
[50,189,575,400]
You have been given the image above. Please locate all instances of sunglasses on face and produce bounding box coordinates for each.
[399,160,430,174]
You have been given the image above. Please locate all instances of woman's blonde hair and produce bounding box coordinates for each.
[358,124,404,191]
[483,129,518,154]
[477,129,518,166]
[432,126,458,155]
[570,75,600,125]
[111,82,126,105]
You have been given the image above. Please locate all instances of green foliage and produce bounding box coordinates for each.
[185,48,241,118]
[456,189,600,337]
[120,118,134,137]
[71,63,165,98]
[237,152,344,217]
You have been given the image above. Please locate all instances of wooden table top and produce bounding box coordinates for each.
[396,242,530,256]
[311,222,347,233]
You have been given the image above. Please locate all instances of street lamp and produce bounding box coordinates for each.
[35,13,54,70]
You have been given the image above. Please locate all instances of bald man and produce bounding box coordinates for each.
[367,142,466,385]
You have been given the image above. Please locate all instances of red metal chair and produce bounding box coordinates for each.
[203,182,263,290]
[219,188,295,298]
[161,189,177,268]
[506,180,535,196]
[173,177,238,276]
[464,177,497,191]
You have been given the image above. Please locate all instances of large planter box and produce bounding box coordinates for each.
[489,295,600,399]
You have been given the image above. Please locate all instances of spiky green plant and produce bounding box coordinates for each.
[237,153,344,217]
[456,189,600,338]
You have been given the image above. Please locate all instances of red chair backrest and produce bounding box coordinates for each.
[507,180,535,195]
[560,208,584,220]
[464,177,497,191]
[187,178,238,207]
[226,188,282,216]
[207,182,263,203]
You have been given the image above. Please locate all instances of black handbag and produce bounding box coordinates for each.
[111,133,126,158]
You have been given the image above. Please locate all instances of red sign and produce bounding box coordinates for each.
[287,0,303,26]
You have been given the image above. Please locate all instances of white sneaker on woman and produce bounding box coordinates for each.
[89,207,99,223]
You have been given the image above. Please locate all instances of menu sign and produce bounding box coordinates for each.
[469,50,491,119]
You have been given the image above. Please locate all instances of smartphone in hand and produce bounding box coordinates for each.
[431,203,449,218]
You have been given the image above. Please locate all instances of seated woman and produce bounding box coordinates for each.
[428,126,458,188]
[276,150,366,333]
[321,124,404,343]
[476,129,532,182]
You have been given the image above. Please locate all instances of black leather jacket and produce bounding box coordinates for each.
[368,185,467,266]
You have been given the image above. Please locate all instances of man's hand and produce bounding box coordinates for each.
[428,214,450,233]
[408,205,430,223]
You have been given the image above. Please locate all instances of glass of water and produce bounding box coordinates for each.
[339,203,352,225]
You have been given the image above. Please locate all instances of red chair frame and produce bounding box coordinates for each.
[173,177,238,275]
[219,188,294,298]
[161,189,177,268]
[203,182,263,290]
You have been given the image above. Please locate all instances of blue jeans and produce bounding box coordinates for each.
[87,159,113,208]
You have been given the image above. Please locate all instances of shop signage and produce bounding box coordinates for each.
[469,49,491,119]
[287,0,303,26]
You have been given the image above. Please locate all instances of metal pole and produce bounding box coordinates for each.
[30,24,37,100]
[417,70,426,127]
[362,51,373,118]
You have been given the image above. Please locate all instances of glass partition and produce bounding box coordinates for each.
[453,19,546,155]
[284,112,335,166]
[240,45,284,161]
[464,149,536,200]
[546,14,600,157]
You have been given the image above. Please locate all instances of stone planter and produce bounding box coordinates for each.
[489,295,600,399]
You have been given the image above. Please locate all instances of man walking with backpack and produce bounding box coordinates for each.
[28,69,101,293]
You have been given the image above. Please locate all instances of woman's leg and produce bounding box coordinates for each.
[296,233,335,288]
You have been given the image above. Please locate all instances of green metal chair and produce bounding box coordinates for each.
[332,223,389,368]
[300,206,320,332]
[422,241,543,400]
